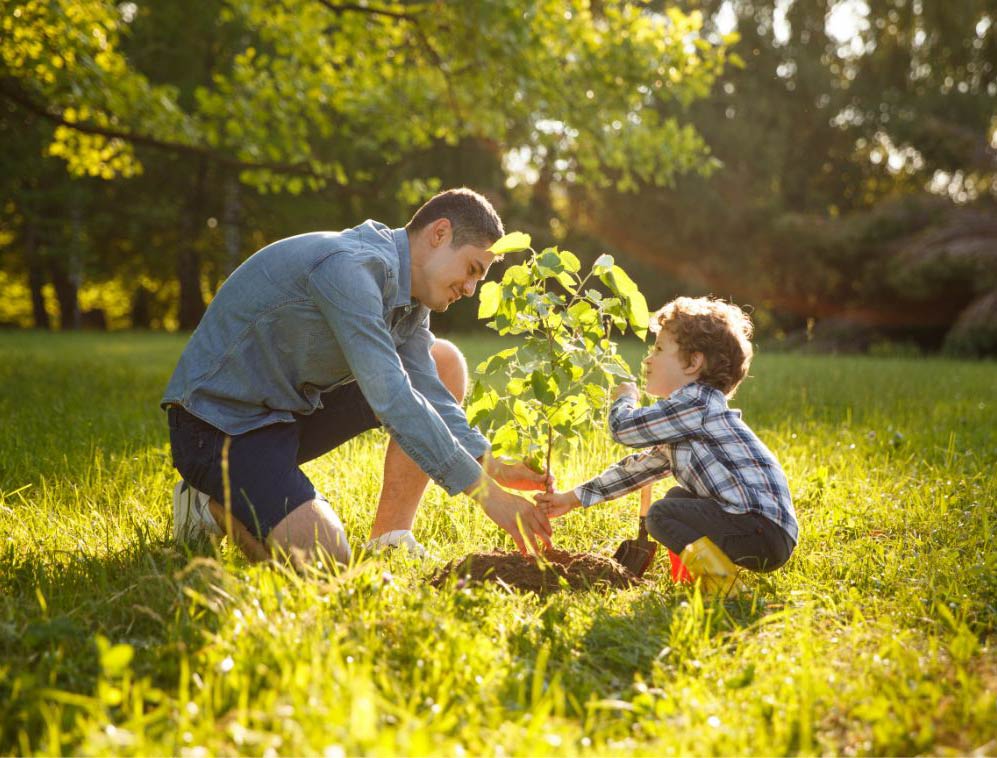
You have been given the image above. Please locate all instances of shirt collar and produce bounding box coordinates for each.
[390,227,415,308]
[688,382,741,416]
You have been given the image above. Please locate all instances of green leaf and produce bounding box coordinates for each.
[560,250,582,273]
[567,300,598,325]
[466,388,499,427]
[593,254,615,274]
[491,422,520,455]
[530,370,558,405]
[625,289,650,338]
[585,383,608,406]
[555,272,577,292]
[478,281,502,319]
[506,377,526,396]
[601,265,638,299]
[604,361,634,379]
[475,347,517,376]
[513,399,537,428]
[489,232,532,255]
[536,249,564,277]
[599,265,648,336]
[502,264,530,286]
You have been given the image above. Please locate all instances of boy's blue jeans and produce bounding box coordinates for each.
[646,486,794,572]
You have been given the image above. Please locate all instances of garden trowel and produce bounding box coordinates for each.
[611,484,658,577]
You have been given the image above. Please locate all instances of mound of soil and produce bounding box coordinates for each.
[431,549,644,595]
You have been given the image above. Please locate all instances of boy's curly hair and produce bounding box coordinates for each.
[650,296,754,397]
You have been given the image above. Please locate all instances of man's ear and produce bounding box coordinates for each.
[429,218,452,248]
[685,351,706,375]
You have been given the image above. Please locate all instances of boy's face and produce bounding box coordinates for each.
[642,329,703,398]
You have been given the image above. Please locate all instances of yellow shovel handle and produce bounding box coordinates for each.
[639,484,653,517]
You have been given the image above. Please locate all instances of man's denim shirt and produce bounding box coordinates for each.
[162,220,489,496]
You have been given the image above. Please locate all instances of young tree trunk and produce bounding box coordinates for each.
[177,159,208,330]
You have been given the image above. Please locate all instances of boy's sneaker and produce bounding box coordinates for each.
[364,529,434,560]
[172,480,222,541]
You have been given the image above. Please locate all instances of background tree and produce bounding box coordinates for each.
[568,0,995,352]
[2,0,731,327]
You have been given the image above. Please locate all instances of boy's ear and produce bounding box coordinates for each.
[685,351,706,375]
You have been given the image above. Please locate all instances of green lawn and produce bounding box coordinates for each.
[1,330,995,755]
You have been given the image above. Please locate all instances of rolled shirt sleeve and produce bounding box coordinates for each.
[307,254,482,496]
[574,447,672,507]
[608,384,708,447]
[397,319,491,461]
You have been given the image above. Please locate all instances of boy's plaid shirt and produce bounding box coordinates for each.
[574,382,799,543]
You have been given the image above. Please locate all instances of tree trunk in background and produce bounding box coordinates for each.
[49,257,79,330]
[223,173,242,276]
[24,220,50,330]
[177,159,208,331]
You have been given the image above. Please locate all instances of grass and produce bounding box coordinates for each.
[0,329,995,756]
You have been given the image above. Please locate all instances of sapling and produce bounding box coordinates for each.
[468,233,649,476]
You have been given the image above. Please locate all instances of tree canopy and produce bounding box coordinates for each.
[1,1,994,353]
[2,0,732,328]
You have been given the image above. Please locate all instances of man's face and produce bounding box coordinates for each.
[421,240,496,313]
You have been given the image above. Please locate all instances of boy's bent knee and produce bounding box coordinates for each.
[267,498,351,566]
[644,500,689,554]
[430,339,468,402]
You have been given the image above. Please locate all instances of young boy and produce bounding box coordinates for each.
[536,296,797,584]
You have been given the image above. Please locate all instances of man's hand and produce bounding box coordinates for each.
[534,489,581,519]
[469,476,553,555]
[612,381,639,402]
[485,455,555,492]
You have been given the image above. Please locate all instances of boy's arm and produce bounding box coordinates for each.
[608,386,707,448]
[575,447,672,507]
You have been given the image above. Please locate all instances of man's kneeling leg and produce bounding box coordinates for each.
[207,497,351,567]
[266,498,351,568]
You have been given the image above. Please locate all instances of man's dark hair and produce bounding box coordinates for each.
[406,188,504,249]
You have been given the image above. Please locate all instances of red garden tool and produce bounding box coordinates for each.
[611,484,658,577]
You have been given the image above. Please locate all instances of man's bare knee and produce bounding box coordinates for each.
[267,498,351,567]
[430,339,468,402]
[208,499,270,562]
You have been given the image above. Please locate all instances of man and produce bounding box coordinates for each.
[163,188,553,565]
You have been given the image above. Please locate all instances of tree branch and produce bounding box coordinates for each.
[0,82,328,178]
[313,0,462,122]
[314,0,423,22]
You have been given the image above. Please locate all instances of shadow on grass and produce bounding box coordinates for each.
[0,528,226,753]
[493,575,777,716]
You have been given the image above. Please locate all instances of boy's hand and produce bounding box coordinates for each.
[612,382,639,402]
[534,489,582,519]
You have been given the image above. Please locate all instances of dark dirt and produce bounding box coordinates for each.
[431,549,645,595]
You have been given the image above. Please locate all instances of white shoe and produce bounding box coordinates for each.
[172,480,222,541]
[364,529,433,559]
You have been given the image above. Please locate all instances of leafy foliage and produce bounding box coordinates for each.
[2,1,731,192]
[573,0,995,348]
[469,233,648,472]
